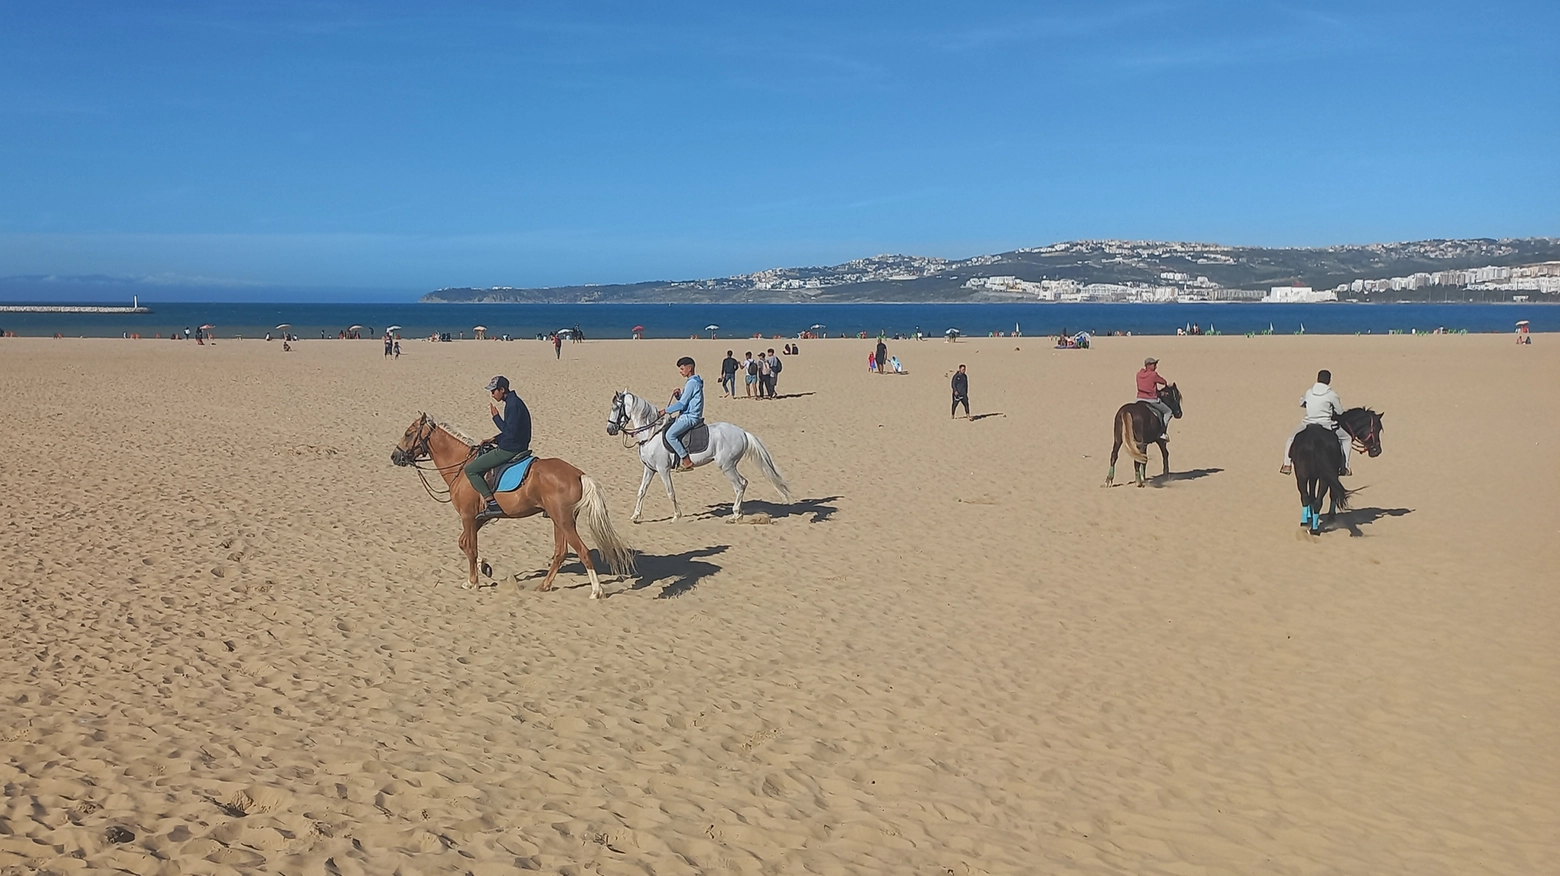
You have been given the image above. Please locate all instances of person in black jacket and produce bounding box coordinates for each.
[719,350,739,397]
[951,365,970,418]
[467,375,533,521]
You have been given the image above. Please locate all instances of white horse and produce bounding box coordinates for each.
[605,389,792,522]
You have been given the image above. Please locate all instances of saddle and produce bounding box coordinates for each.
[482,454,537,493]
[661,421,710,456]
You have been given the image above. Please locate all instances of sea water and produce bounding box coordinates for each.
[0,301,1549,339]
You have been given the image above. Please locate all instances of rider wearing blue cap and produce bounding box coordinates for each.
[468,375,532,521]
[662,357,704,471]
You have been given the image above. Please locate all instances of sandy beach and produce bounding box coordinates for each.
[1,332,1555,875]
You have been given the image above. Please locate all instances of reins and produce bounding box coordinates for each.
[609,393,665,449]
[404,418,477,504]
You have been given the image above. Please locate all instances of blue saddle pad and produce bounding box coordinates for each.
[494,456,536,492]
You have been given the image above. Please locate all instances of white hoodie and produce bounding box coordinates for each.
[1301,382,1343,425]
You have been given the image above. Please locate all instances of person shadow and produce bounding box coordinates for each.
[631,545,729,598]
[968,412,1004,421]
[704,495,841,524]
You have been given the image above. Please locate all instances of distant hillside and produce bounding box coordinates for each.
[422,238,1560,304]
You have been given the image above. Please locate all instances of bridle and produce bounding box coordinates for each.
[607,391,664,448]
[399,415,476,504]
[1340,413,1379,455]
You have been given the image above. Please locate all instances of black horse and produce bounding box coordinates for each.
[1291,407,1384,534]
[1105,384,1183,487]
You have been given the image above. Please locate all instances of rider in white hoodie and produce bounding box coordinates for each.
[1280,369,1351,476]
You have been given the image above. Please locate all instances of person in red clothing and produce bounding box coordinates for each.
[1136,357,1173,438]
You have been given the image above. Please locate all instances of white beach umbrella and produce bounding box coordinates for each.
[275,323,291,329]
[944,327,960,336]
[473,325,487,331]
[385,325,402,331]
[809,323,825,330]
[705,324,720,331]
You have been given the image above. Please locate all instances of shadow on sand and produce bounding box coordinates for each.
[1146,467,1225,488]
[631,544,729,598]
[704,495,841,524]
[1332,505,1414,537]
[968,412,1005,422]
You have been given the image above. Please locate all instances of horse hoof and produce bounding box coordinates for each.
[479,561,492,578]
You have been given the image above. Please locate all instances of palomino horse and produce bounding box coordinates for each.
[605,390,791,522]
[1105,384,1183,487]
[390,413,634,596]
[1291,407,1383,535]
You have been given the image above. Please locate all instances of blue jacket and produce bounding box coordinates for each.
[492,391,532,452]
[666,374,705,421]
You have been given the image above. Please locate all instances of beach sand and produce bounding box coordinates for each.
[1,333,1555,875]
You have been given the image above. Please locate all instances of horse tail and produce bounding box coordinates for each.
[573,475,636,576]
[1121,407,1148,465]
[743,431,793,502]
[1319,462,1352,512]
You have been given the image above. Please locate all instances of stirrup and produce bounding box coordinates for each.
[1341,468,1353,477]
[476,501,505,521]
[1279,464,1292,475]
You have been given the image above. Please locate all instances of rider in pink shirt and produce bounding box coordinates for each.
[1136,357,1173,437]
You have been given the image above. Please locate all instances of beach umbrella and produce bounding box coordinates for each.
[632,325,645,332]
[809,323,825,330]
[385,325,402,331]
[705,324,719,331]
[199,323,215,329]
[347,324,363,331]
[472,325,487,331]
[1516,320,1530,326]
[944,327,960,336]
[275,323,291,329]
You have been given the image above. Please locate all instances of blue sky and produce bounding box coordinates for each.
[2,0,1556,300]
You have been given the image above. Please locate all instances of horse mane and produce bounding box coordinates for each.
[434,420,480,447]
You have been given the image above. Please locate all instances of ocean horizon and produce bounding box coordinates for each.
[0,300,1549,340]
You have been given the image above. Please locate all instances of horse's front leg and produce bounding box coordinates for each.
[660,466,681,521]
[632,465,655,523]
[458,517,480,589]
[1157,439,1170,478]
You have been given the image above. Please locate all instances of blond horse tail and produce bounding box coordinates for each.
[743,432,793,502]
[1122,408,1148,465]
[574,475,636,576]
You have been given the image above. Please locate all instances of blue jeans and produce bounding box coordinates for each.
[666,416,699,461]
[720,373,736,395]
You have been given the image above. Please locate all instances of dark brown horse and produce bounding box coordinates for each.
[1291,407,1383,535]
[391,413,634,596]
[1105,384,1183,487]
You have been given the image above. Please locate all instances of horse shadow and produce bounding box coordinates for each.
[630,544,729,599]
[704,495,840,524]
[1147,467,1224,488]
[765,391,816,401]
[1332,506,1414,537]
[969,412,1005,421]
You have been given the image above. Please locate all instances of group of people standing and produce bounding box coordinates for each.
[719,349,783,399]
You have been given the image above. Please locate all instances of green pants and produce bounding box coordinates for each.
[465,446,530,500]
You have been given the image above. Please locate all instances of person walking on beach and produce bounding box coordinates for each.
[756,352,773,400]
[720,350,739,398]
[951,364,970,418]
[393,340,401,359]
[553,333,562,359]
[743,351,758,399]
[1136,357,1173,439]
[467,376,533,522]
[765,348,781,397]
[875,339,888,374]
[384,333,393,357]
[1280,369,1352,477]
[662,357,704,470]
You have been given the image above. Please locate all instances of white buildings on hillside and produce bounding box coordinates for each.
[1265,285,1338,303]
